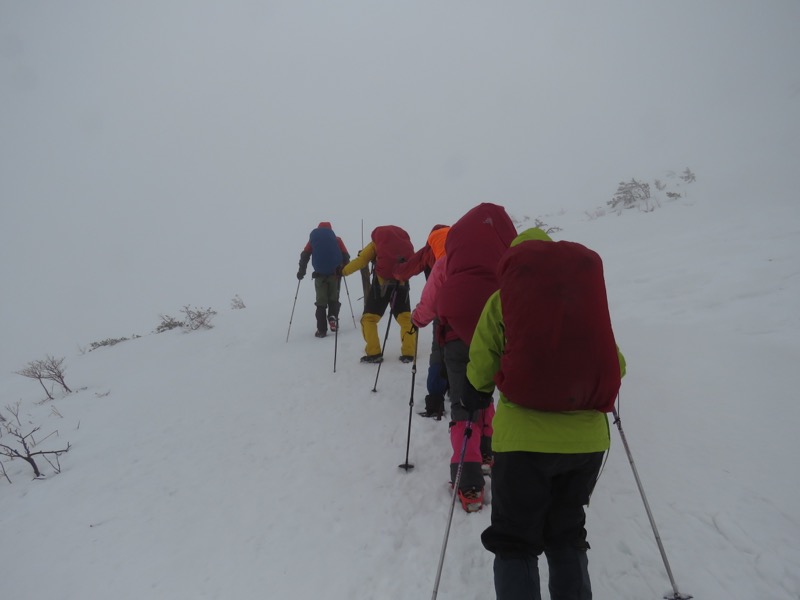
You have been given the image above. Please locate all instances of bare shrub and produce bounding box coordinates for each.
[681,167,696,183]
[0,406,70,480]
[4,401,21,426]
[155,314,184,334]
[16,355,72,399]
[509,214,531,226]
[231,295,246,310]
[41,355,72,393]
[609,178,651,212]
[533,218,563,235]
[584,207,606,220]
[180,305,217,331]
[15,361,53,400]
[89,337,129,351]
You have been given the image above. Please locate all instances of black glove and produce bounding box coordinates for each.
[296,271,304,280]
[335,265,343,277]
[462,380,493,414]
[407,323,418,335]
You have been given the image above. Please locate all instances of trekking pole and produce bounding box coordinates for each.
[342,276,358,329]
[398,329,419,471]
[431,417,474,600]
[612,403,692,600]
[286,279,301,343]
[371,288,397,393]
[333,317,339,373]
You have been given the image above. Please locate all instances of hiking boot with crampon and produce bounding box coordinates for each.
[315,330,327,338]
[481,453,494,476]
[360,354,383,364]
[399,355,414,364]
[457,487,484,513]
[328,316,338,332]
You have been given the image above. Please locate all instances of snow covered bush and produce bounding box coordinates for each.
[89,337,130,351]
[608,178,653,212]
[180,305,217,331]
[155,314,183,333]
[231,295,246,310]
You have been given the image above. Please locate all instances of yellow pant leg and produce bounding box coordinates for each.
[361,312,382,356]
[396,311,417,357]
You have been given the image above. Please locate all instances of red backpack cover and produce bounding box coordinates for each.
[437,203,517,344]
[371,226,414,281]
[494,240,621,412]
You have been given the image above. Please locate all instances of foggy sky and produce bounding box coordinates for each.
[2,0,798,367]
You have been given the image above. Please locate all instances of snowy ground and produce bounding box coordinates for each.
[2,2,799,599]
[2,192,799,600]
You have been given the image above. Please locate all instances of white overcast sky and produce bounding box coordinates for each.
[2,0,798,367]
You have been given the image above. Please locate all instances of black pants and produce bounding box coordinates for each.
[363,278,410,317]
[482,451,604,600]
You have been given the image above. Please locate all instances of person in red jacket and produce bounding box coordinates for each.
[340,225,417,363]
[425,203,517,512]
[296,222,350,338]
[394,224,449,282]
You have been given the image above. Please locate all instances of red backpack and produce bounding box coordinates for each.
[494,240,621,412]
[371,226,414,281]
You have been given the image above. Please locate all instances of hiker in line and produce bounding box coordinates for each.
[464,227,627,599]
[297,222,350,338]
[339,225,417,363]
[433,202,517,512]
[394,224,449,281]
[396,224,450,419]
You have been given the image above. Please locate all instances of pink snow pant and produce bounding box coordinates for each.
[449,403,495,466]
[444,338,495,490]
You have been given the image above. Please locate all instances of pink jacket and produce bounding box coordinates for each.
[411,256,447,329]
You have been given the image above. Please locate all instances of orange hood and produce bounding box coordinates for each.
[427,226,450,259]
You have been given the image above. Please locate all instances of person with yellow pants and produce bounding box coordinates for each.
[340,225,417,363]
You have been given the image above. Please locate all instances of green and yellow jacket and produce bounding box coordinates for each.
[466,228,626,454]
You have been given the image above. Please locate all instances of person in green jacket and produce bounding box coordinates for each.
[463,227,626,600]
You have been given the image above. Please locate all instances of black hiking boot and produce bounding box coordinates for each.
[315,330,327,338]
[360,354,383,364]
[419,394,444,421]
[399,355,414,363]
[418,394,445,420]
[315,305,328,336]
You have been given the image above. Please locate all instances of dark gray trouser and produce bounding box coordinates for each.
[313,274,341,308]
[492,549,591,600]
[493,555,540,600]
[483,451,603,600]
[444,338,484,490]
[314,276,341,333]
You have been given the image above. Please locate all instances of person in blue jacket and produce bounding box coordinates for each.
[297,222,350,338]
